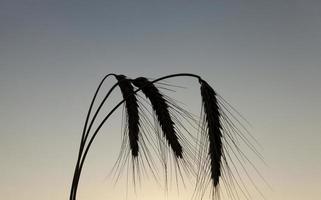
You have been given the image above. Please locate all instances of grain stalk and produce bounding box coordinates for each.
[70,73,261,200]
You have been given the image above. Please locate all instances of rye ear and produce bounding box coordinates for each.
[199,78,222,186]
[132,77,183,158]
[115,75,140,157]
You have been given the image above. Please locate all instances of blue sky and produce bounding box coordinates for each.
[1,0,321,199]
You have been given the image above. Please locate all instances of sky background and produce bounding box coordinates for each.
[1,0,321,199]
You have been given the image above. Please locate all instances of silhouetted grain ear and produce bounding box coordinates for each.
[115,75,140,157]
[199,78,222,187]
[132,77,183,158]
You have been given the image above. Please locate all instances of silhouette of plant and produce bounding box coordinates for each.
[69,73,264,200]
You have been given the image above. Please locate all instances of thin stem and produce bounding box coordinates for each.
[72,76,134,200]
[71,73,201,200]
[70,73,116,200]
[71,82,120,200]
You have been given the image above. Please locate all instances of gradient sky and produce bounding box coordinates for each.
[1,0,321,199]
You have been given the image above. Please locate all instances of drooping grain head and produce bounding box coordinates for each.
[115,75,140,157]
[199,78,222,187]
[132,77,183,158]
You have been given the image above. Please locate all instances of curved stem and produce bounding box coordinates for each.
[72,73,201,200]
[70,73,116,200]
[71,82,120,200]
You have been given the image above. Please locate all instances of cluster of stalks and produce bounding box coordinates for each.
[69,73,263,200]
